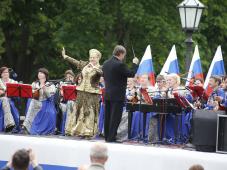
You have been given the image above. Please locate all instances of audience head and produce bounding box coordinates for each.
[11,149,30,170]
[90,142,108,165]
[113,45,126,61]
[188,164,204,170]
[10,149,39,170]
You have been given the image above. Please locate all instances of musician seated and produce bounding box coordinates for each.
[190,77,205,109]
[165,73,192,143]
[116,78,137,141]
[22,68,56,135]
[222,76,227,109]
[153,75,167,98]
[98,76,105,135]
[136,74,154,102]
[59,70,76,135]
[75,73,82,85]
[204,75,225,110]
[148,75,167,143]
[131,74,154,141]
[194,77,204,87]
[0,66,20,132]
[126,78,137,102]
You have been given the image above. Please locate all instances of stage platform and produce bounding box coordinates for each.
[0,134,227,170]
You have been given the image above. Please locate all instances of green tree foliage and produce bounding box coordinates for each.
[0,0,65,82]
[0,0,226,82]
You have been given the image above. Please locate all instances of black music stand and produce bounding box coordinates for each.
[173,93,194,144]
[154,98,183,144]
[127,98,183,143]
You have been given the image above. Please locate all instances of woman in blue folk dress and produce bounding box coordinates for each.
[147,75,167,143]
[116,78,136,141]
[0,66,20,132]
[165,73,193,144]
[130,75,154,141]
[222,76,227,109]
[98,77,105,136]
[22,68,56,135]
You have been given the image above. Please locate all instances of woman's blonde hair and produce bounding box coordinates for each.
[89,49,102,60]
[166,73,180,86]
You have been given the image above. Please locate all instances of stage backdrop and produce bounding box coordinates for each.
[0,134,227,170]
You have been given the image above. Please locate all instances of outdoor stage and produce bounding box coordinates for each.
[0,134,226,170]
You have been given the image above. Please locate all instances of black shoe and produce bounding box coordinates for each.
[54,129,61,135]
[106,138,117,143]
[5,125,15,133]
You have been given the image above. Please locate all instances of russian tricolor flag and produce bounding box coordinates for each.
[186,45,203,86]
[136,45,155,86]
[204,45,226,94]
[160,45,180,75]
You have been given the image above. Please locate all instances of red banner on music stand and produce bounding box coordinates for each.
[173,92,187,109]
[62,85,77,101]
[173,92,194,110]
[6,83,32,98]
[20,84,33,98]
[188,85,209,101]
[140,88,153,105]
[6,83,19,97]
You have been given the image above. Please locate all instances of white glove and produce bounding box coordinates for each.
[133,57,139,65]
[62,47,67,59]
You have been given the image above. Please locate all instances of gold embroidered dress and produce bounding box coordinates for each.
[65,56,102,137]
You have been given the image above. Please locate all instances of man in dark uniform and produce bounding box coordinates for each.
[102,45,139,142]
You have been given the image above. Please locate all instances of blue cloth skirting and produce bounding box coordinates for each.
[30,97,56,135]
[0,98,20,132]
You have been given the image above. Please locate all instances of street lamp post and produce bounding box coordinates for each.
[177,0,205,71]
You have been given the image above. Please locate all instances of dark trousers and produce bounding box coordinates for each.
[104,100,124,142]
